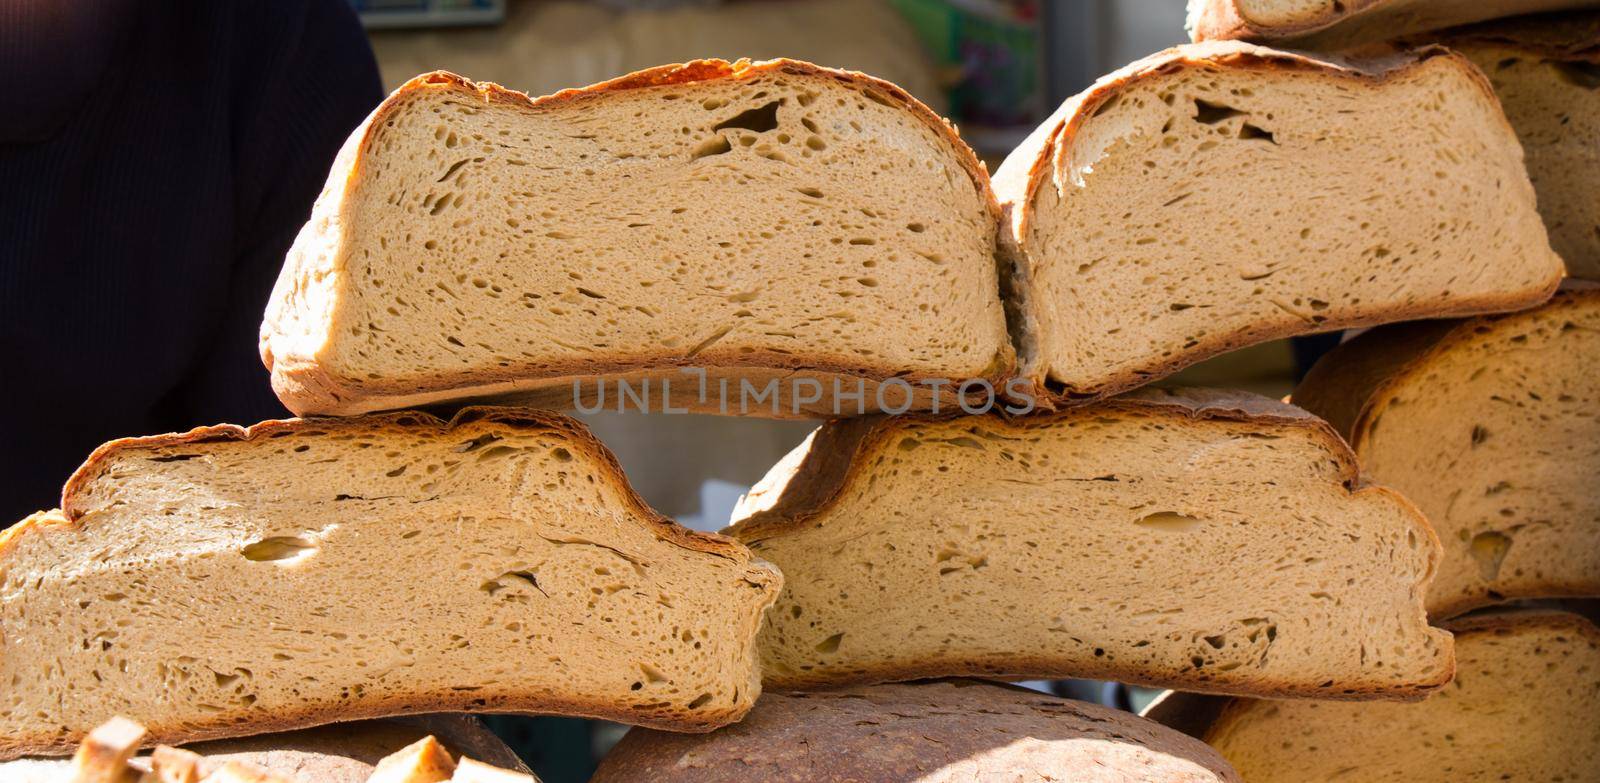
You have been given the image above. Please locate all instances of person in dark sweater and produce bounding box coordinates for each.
[0,1,383,523]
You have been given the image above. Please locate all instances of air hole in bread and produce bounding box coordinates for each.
[148,454,201,463]
[712,100,783,133]
[1135,511,1207,533]
[1193,98,1246,124]
[240,537,317,564]
[814,633,845,654]
[1554,61,1600,90]
[1468,531,1512,581]
[690,135,732,160]
[1237,122,1276,143]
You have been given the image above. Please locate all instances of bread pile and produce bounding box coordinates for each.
[3,1,1597,779]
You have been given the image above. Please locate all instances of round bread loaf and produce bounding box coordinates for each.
[592,680,1239,782]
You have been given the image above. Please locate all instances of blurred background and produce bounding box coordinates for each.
[343,1,1306,779]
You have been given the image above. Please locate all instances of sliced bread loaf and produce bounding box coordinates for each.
[1293,288,1600,618]
[1420,12,1600,278]
[991,42,1561,403]
[262,60,1011,418]
[1195,610,1600,782]
[1187,0,1600,48]
[591,680,1241,782]
[725,387,1453,699]
[0,717,528,783]
[0,408,781,758]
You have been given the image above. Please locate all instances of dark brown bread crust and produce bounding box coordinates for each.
[262,60,1012,418]
[591,680,1241,783]
[991,41,1552,406]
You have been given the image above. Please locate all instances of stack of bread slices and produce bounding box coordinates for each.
[3,1,1596,780]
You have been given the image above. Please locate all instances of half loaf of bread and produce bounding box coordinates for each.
[262,60,1011,418]
[1293,287,1600,618]
[1186,610,1600,782]
[725,387,1453,699]
[1418,12,1600,279]
[0,717,529,783]
[0,408,781,758]
[592,680,1241,783]
[1187,0,1600,48]
[992,41,1561,403]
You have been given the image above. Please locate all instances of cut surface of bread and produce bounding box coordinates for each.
[1188,0,1600,47]
[591,680,1241,782]
[1293,288,1600,618]
[1,718,531,783]
[726,387,1453,699]
[1422,12,1600,279]
[0,409,780,758]
[1199,610,1600,782]
[262,60,1011,418]
[992,42,1561,403]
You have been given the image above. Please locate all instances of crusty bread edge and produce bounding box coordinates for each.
[990,41,1557,405]
[0,408,783,755]
[1187,0,1388,42]
[1172,609,1600,747]
[49,406,757,564]
[261,60,1013,418]
[725,387,1453,700]
[733,387,1390,540]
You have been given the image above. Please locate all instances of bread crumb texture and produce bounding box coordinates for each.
[0,409,780,758]
[1205,610,1600,782]
[262,61,1008,416]
[592,680,1241,783]
[1297,289,1600,618]
[1435,13,1600,279]
[727,388,1452,699]
[997,42,1560,400]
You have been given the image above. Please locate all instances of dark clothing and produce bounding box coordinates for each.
[0,1,382,521]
